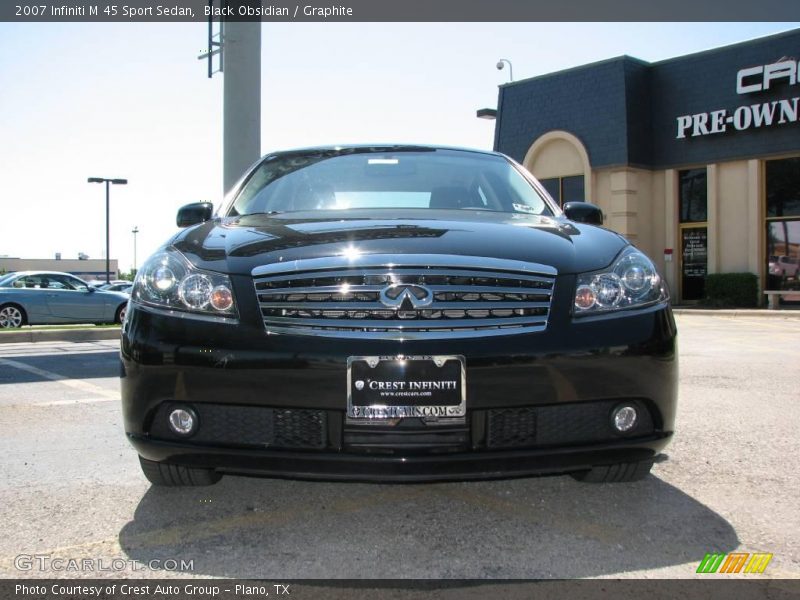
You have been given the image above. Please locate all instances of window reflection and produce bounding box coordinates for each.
[679,168,708,223]
[766,157,800,305]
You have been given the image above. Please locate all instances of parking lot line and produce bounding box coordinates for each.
[0,357,118,401]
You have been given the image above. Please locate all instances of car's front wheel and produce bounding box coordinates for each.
[115,303,128,324]
[571,459,654,483]
[0,304,25,328]
[138,457,222,486]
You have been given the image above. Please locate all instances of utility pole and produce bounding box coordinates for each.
[88,177,128,283]
[200,3,262,195]
[132,226,139,274]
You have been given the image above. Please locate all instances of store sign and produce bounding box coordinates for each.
[676,59,799,139]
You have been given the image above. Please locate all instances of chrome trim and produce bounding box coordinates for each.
[257,301,550,310]
[252,254,557,278]
[260,323,548,341]
[346,355,467,420]
[252,256,556,339]
[256,284,553,295]
[132,302,240,325]
[379,284,434,309]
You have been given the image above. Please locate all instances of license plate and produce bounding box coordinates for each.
[347,355,466,420]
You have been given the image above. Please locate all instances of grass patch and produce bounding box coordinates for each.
[0,324,120,333]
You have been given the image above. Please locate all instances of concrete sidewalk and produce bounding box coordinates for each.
[1,308,798,344]
[0,327,120,344]
[673,307,800,318]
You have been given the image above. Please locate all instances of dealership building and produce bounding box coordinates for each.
[493,28,800,305]
[0,257,119,283]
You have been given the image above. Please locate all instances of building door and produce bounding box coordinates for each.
[681,227,708,301]
[678,168,708,302]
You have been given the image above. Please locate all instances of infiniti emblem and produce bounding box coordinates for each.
[379,284,434,310]
[355,380,365,390]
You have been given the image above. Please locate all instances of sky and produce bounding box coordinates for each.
[1,21,798,273]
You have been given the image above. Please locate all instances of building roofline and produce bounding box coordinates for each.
[500,26,800,89]
[650,26,800,67]
[500,55,647,89]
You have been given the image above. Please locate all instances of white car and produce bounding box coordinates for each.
[769,255,799,278]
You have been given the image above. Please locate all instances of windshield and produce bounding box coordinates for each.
[227,149,553,217]
[0,273,17,287]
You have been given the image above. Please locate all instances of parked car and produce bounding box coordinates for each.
[121,145,677,487]
[0,271,129,328]
[98,282,133,293]
[87,279,129,288]
[768,255,799,278]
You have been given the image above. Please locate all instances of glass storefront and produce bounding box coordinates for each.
[679,168,708,301]
[766,157,800,305]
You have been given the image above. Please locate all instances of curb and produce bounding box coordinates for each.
[0,328,121,344]
[1,310,797,344]
[673,308,800,319]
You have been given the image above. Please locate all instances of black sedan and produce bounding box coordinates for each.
[121,145,676,486]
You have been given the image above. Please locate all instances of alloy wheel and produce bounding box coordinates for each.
[0,306,23,328]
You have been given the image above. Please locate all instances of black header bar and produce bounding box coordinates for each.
[3,0,800,22]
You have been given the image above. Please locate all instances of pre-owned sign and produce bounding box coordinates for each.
[676,59,799,139]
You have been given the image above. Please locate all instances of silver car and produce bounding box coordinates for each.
[0,271,129,328]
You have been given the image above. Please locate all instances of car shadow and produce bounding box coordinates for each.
[118,472,737,578]
[0,351,120,384]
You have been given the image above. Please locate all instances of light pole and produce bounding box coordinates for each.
[496,58,513,82]
[88,177,128,283]
[131,226,139,275]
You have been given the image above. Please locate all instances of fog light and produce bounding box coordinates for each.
[612,405,638,432]
[168,407,197,436]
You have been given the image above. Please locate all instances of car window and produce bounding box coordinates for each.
[228,149,552,217]
[15,276,44,288]
[64,276,89,291]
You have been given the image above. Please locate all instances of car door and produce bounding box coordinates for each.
[44,275,108,322]
[3,275,55,323]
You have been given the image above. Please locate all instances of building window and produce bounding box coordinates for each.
[679,168,708,223]
[539,175,584,207]
[766,157,800,305]
[678,168,708,302]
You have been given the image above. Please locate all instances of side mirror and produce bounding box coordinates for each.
[563,201,604,226]
[177,202,214,228]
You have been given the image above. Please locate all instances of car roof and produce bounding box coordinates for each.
[4,271,85,278]
[261,144,506,161]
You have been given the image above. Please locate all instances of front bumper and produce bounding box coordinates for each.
[121,290,677,482]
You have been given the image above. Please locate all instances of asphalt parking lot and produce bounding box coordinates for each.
[0,314,798,580]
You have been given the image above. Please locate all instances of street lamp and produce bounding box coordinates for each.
[496,58,513,82]
[131,226,139,274]
[88,177,128,283]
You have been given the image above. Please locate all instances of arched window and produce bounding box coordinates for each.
[523,131,591,207]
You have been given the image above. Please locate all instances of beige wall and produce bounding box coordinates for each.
[0,258,119,281]
[715,160,758,274]
[524,131,768,304]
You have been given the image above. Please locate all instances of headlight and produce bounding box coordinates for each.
[132,249,237,318]
[574,246,667,315]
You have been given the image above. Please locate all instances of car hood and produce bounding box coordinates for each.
[170,210,629,276]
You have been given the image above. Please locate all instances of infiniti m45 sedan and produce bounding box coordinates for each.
[121,145,677,486]
[0,271,130,328]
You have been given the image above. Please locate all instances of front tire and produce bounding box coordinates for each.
[571,459,654,483]
[138,457,222,487]
[115,303,128,324]
[0,304,25,328]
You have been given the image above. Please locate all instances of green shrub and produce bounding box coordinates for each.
[704,273,758,308]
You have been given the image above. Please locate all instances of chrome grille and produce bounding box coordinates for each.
[252,254,556,339]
